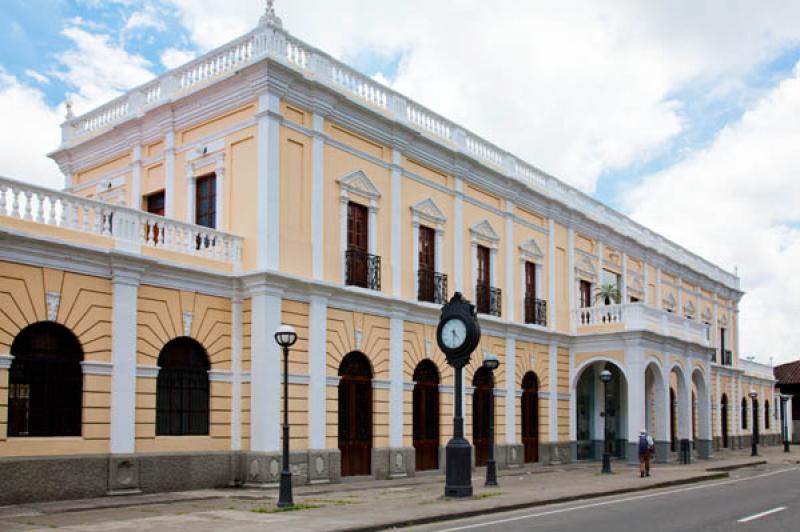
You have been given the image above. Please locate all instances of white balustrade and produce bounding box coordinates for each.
[0,177,243,266]
[59,19,739,291]
[573,302,710,346]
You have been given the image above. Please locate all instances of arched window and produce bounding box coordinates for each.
[741,398,748,430]
[338,351,373,476]
[8,322,83,437]
[156,337,210,436]
[765,400,770,430]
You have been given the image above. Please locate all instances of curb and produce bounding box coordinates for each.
[343,472,730,532]
[706,460,767,472]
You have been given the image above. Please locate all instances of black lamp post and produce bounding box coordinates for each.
[275,324,298,508]
[749,390,758,457]
[780,394,790,453]
[483,353,500,487]
[600,369,613,474]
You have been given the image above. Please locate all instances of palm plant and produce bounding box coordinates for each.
[594,283,621,306]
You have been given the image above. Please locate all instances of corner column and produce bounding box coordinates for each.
[257,90,282,270]
[547,220,556,331]
[625,345,645,464]
[387,311,412,478]
[453,177,464,292]
[311,113,326,280]
[505,200,514,321]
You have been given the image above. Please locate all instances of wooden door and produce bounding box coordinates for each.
[579,280,592,308]
[338,352,372,476]
[525,262,536,323]
[472,368,492,466]
[418,226,435,301]
[195,174,216,228]
[721,395,729,448]
[476,245,490,312]
[347,202,369,287]
[521,372,539,463]
[413,361,439,471]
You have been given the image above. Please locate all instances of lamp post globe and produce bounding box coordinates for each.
[749,390,758,457]
[599,369,613,474]
[483,353,499,486]
[275,324,297,507]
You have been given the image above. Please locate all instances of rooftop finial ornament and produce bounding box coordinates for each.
[259,0,283,28]
[65,99,74,120]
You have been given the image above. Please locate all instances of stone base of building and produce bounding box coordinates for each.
[695,439,712,459]
[372,447,415,479]
[239,448,341,486]
[540,442,574,465]
[496,443,525,468]
[654,441,670,463]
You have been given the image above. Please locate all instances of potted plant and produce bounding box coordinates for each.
[594,283,621,306]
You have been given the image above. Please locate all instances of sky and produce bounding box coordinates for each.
[1,0,799,365]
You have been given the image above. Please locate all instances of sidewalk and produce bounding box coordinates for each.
[0,447,795,531]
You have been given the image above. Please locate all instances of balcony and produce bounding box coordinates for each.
[417,269,448,305]
[572,302,710,346]
[345,248,381,291]
[0,177,243,268]
[475,282,501,317]
[524,296,547,327]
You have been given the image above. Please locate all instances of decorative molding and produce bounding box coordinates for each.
[0,354,14,369]
[663,292,676,312]
[208,369,234,382]
[469,219,500,245]
[372,379,391,390]
[701,307,713,323]
[336,169,381,201]
[182,311,193,337]
[136,365,160,378]
[354,329,363,351]
[81,360,114,375]
[518,238,544,261]
[46,291,61,321]
[424,339,432,359]
[683,300,696,319]
[575,254,597,280]
[326,376,341,386]
[410,197,447,227]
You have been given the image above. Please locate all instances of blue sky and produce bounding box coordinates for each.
[2,0,800,363]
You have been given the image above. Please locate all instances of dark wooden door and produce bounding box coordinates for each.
[579,280,592,308]
[338,352,372,476]
[347,202,369,286]
[195,174,216,228]
[472,368,492,466]
[721,395,729,448]
[670,388,677,451]
[476,245,490,312]
[521,372,539,463]
[525,262,536,300]
[418,226,435,301]
[413,361,439,471]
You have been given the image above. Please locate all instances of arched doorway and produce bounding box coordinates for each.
[156,337,210,435]
[644,362,666,458]
[574,361,627,460]
[338,351,372,476]
[472,366,494,466]
[521,372,539,463]
[8,322,83,437]
[413,360,440,471]
[721,394,729,448]
[670,387,678,451]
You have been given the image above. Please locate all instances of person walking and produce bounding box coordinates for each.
[638,429,654,478]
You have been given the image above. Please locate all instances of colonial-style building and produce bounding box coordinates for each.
[0,5,784,503]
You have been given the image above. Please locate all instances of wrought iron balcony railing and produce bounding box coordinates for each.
[345,248,381,291]
[475,282,501,317]
[417,269,448,304]
[524,296,547,326]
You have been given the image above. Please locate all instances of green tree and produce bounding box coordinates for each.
[594,283,621,305]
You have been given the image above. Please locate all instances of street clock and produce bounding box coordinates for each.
[436,292,481,369]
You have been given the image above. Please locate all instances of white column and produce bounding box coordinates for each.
[454,177,464,292]
[412,221,420,298]
[621,252,628,303]
[391,148,402,297]
[389,314,404,448]
[548,342,558,443]
[643,261,650,305]
[547,220,556,330]
[368,204,378,256]
[787,396,794,442]
[656,268,663,309]
[626,347,646,452]
[249,283,282,452]
[680,370,692,440]
[110,266,142,454]
[567,228,575,332]
[734,308,740,359]
[597,241,604,286]
[490,248,497,287]
[130,145,142,210]
[164,131,175,218]
[308,294,327,449]
[339,195,348,283]
[256,91,281,270]
[677,277,683,315]
[185,165,195,224]
[568,348,577,441]
[311,113,325,280]
[715,372,722,439]
[470,242,478,295]
[214,164,224,230]
[435,229,444,273]
[660,366,672,443]
[231,296,243,450]
[505,336,516,444]
[713,298,719,361]
[505,200,515,321]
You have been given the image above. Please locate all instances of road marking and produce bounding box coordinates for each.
[436,466,799,532]
[737,507,786,523]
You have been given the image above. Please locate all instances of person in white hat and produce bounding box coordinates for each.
[638,429,655,478]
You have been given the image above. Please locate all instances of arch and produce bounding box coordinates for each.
[8,322,84,437]
[472,366,494,466]
[644,362,666,445]
[521,371,540,463]
[691,368,710,444]
[669,364,691,451]
[338,351,372,476]
[156,337,210,436]
[412,360,440,471]
[573,359,628,461]
[721,394,729,448]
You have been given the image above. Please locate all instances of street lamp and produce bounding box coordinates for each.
[749,390,758,457]
[599,369,613,474]
[275,324,298,508]
[483,353,500,487]
[780,394,791,453]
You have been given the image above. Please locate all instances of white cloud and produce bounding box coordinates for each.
[160,48,196,69]
[0,70,63,188]
[24,69,50,85]
[623,62,800,364]
[123,5,168,35]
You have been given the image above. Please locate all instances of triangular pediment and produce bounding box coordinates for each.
[337,169,381,200]
[469,219,499,243]
[410,198,446,225]
[519,238,544,260]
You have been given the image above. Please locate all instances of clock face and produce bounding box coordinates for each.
[441,318,467,350]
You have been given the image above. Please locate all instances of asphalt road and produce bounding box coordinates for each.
[414,465,800,532]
